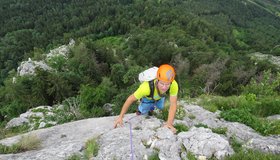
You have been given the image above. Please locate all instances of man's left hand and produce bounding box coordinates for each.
[163,123,177,134]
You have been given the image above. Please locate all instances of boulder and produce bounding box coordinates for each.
[178,127,234,159]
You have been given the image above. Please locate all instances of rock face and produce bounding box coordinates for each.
[267,115,280,120]
[251,52,280,68]
[178,127,234,159]
[0,103,279,160]
[5,106,57,130]
[181,103,280,155]
[17,59,51,76]
[46,39,75,59]
[0,116,115,160]
[16,39,75,77]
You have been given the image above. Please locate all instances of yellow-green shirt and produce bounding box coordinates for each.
[134,80,178,100]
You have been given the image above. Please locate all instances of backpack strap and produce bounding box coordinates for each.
[148,80,155,100]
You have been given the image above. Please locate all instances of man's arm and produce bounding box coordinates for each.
[119,94,137,118]
[164,95,177,133]
[113,94,137,128]
[167,95,177,124]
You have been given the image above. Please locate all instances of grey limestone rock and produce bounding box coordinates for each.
[1,103,280,160]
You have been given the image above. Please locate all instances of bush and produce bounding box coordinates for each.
[79,77,117,117]
[174,123,189,134]
[197,95,255,111]
[211,127,227,135]
[242,70,280,97]
[262,120,280,135]
[221,109,279,135]
[111,83,139,115]
[1,101,29,121]
[196,95,218,112]
[84,138,99,159]
[60,96,83,120]
[229,136,242,153]
[186,151,196,160]
[148,152,160,160]
[17,134,41,152]
[196,95,280,135]
[194,123,208,128]
[66,154,81,160]
[221,109,256,125]
[0,134,41,154]
[0,124,30,140]
[175,105,186,120]
[252,97,280,117]
[222,96,256,111]
[66,137,99,160]
[225,149,280,160]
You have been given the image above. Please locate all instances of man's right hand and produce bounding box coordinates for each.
[113,117,123,128]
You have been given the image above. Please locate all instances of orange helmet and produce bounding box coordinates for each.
[157,64,175,83]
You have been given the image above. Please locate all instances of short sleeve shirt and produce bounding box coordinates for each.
[133,80,179,100]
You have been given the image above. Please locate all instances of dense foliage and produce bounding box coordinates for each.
[0,0,280,124]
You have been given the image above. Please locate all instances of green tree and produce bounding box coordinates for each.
[242,70,280,97]
[68,43,101,84]
[110,64,126,88]
[0,75,45,119]
[46,55,67,72]
[123,65,144,85]
[79,77,117,117]
[0,29,35,84]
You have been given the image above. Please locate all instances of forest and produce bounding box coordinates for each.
[0,0,280,133]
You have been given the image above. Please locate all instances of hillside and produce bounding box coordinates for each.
[252,0,280,16]
[1,0,280,85]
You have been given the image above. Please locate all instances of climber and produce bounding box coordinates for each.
[113,64,179,133]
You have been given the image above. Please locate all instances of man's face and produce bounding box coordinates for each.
[157,80,171,93]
